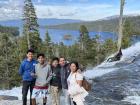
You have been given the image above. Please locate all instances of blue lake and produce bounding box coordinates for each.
[0,19,139,45]
[40,28,117,45]
[0,19,118,45]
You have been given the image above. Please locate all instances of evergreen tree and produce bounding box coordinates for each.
[122,20,133,48]
[0,33,20,89]
[79,25,90,51]
[44,30,53,58]
[23,0,42,52]
[78,25,92,65]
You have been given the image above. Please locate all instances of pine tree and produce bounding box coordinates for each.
[78,25,93,66]
[23,0,42,53]
[79,25,90,51]
[0,33,21,89]
[44,30,53,58]
[122,20,133,48]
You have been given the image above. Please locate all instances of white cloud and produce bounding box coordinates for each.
[0,0,23,20]
[0,0,140,21]
[34,4,114,20]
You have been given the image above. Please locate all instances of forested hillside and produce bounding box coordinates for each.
[48,15,140,34]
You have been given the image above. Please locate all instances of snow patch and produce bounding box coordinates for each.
[123,96,140,105]
[0,86,29,100]
[84,42,140,79]
[84,68,117,79]
[121,42,140,61]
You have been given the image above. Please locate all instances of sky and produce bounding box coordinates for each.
[0,0,140,21]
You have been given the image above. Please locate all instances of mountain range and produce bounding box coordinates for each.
[47,15,140,34]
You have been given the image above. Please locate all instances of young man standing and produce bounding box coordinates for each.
[31,53,52,105]
[59,57,71,105]
[19,49,37,105]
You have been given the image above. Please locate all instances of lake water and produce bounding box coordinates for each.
[40,28,117,45]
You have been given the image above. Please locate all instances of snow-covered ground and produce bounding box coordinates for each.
[0,86,65,105]
[0,95,65,105]
[0,86,28,100]
[1,42,140,105]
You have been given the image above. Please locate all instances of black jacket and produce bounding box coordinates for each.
[50,65,62,88]
[60,63,71,89]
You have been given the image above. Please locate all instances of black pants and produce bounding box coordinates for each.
[22,81,35,105]
[73,101,77,105]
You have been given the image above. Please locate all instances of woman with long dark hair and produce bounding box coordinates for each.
[67,61,88,105]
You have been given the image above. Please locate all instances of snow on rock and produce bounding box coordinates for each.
[84,68,117,79]
[84,42,140,79]
[123,96,140,105]
[121,42,140,61]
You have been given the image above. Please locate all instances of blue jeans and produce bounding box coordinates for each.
[62,88,72,105]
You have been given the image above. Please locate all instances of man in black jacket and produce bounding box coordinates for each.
[59,57,71,105]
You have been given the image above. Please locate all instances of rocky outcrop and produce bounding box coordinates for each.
[0,95,18,101]
[85,55,140,105]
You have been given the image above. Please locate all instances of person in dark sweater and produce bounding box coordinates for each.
[50,57,62,105]
[59,57,71,105]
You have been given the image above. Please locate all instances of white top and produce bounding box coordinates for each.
[67,72,83,96]
[67,71,88,104]
[67,72,83,88]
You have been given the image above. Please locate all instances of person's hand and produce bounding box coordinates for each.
[31,73,37,78]
[52,73,56,77]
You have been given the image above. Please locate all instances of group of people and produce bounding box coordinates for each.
[19,49,88,105]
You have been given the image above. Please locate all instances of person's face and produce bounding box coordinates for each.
[38,56,45,64]
[70,63,77,73]
[59,58,65,66]
[27,52,33,60]
[52,60,59,67]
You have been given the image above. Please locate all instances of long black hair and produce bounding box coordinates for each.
[70,61,79,71]
[51,57,60,69]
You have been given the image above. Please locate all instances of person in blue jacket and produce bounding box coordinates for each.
[19,49,37,105]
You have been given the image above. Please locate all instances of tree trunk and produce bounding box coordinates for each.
[117,0,125,51]
[27,30,31,49]
[5,39,10,89]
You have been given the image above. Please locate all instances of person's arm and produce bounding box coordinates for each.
[76,72,83,87]
[46,65,53,84]
[31,64,37,78]
[32,60,38,73]
[66,63,71,78]
[19,62,24,75]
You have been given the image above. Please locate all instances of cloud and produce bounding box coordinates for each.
[0,0,140,21]
[0,0,23,20]
[34,4,113,20]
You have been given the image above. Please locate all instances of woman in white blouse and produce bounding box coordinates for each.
[67,61,88,105]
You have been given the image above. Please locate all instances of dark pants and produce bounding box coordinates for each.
[73,101,77,105]
[22,81,35,105]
